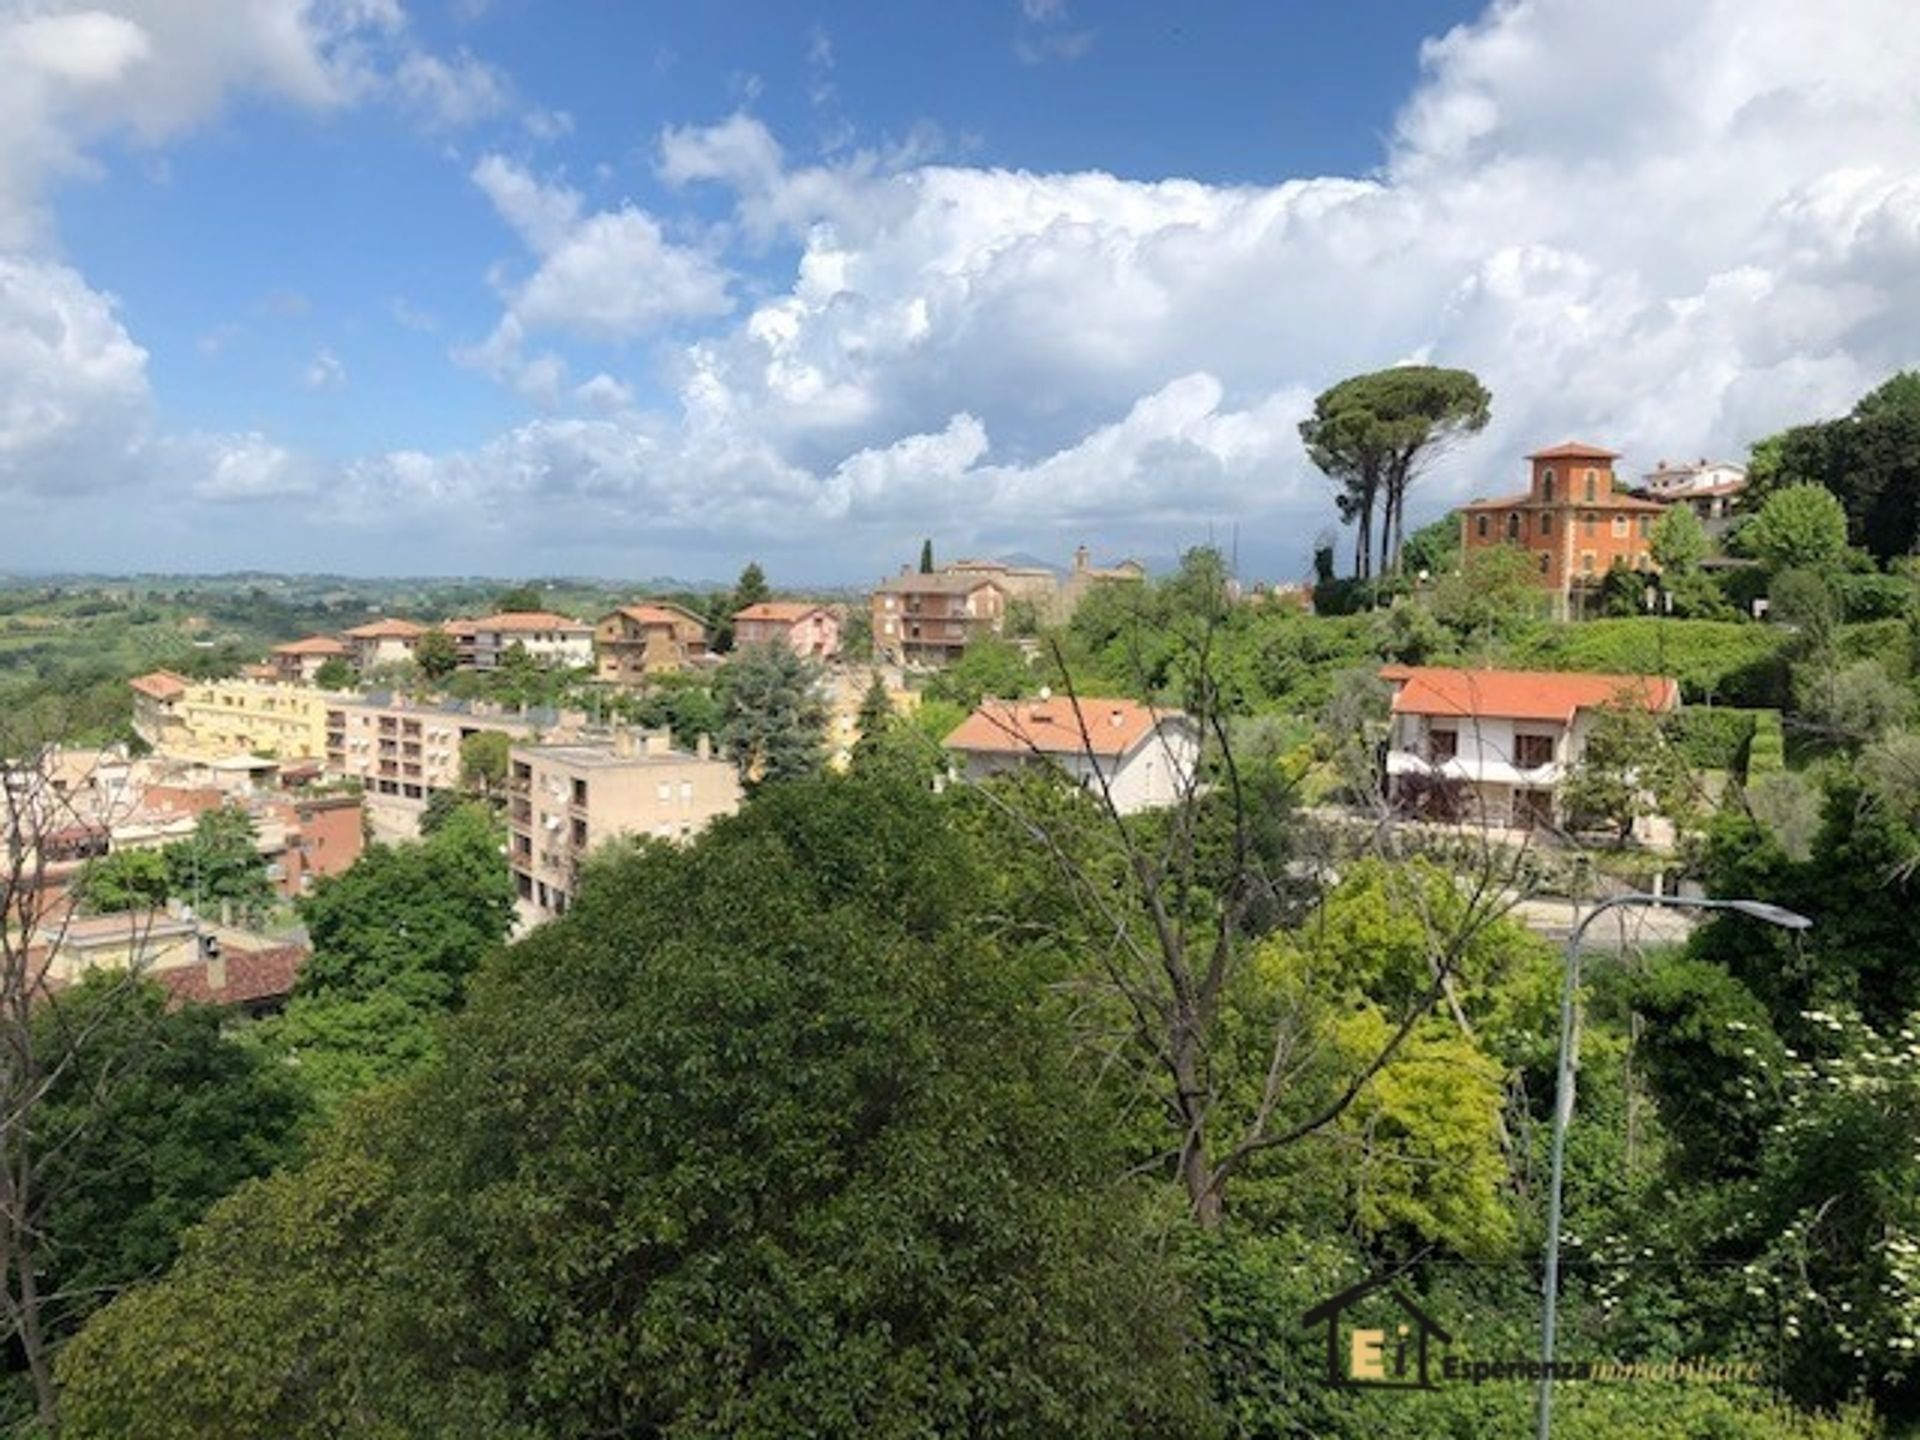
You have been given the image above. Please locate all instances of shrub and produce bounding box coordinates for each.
[1748,710,1785,776]
[1663,707,1760,772]
[1511,620,1791,706]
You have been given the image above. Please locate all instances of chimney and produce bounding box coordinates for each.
[611,726,636,759]
[201,933,225,993]
[1074,545,1090,573]
[1109,708,1125,728]
[696,733,712,761]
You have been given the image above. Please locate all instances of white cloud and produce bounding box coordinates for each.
[303,346,346,389]
[392,48,509,130]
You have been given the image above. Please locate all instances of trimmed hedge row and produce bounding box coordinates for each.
[1512,619,1792,707]
[1747,710,1786,777]
[1663,707,1761,772]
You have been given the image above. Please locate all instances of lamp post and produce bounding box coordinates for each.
[1536,891,1811,1440]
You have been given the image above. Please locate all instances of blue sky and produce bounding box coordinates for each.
[2,0,1916,583]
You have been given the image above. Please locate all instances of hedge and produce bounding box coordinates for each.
[1747,709,1786,777]
[1663,706,1760,772]
[1512,619,1791,707]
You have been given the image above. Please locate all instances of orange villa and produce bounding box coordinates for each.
[1460,442,1666,608]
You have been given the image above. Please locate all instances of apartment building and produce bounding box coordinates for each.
[943,695,1199,814]
[323,695,553,834]
[508,729,741,923]
[455,612,595,671]
[130,673,332,761]
[270,635,351,683]
[732,602,841,660]
[594,602,711,682]
[342,617,428,670]
[870,572,1008,667]
[1641,457,1749,535]
[1460,443,1667,606]
[1380,664,1680,836]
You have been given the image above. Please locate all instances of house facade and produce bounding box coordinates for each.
[943,695,1199,815]
[130,674,332,760]
[1460,443,1668,606]
[594,603,710,683]
[342,617,427,670]
[870,572,1008,666]
[732,602,841,660]
[1380,664,1680,836]
[508,729,741,924]
[270,635,351,683]
[1640,457,1748,536]
[458,612,595,671]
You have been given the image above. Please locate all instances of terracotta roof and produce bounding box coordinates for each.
[1380,666,1680,724]
[273,635,350,657]
[127,786,226,825]
[874,573,1007,596]
[1527,441,1621,461]
[1460,488,1666,513]
[154,943,306,1009]
[465,611,590,633]
[945,696,1182,759]
[129,670,189,701]
[606,603,708,629]
[239,663,280,681]
[342,617,426,639]
[734,602,829,623]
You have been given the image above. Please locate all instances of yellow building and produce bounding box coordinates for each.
[130,673,333,761]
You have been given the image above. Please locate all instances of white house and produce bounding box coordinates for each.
[455,612,595,671]
[1380,665,1680,835]
[943,695,1199,815]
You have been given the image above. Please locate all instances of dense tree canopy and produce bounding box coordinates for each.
[718,644,828,785]
[1750,372,1920,561]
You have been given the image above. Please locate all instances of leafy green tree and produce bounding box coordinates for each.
[33,977,305,1339]
[72,848,170,913]
[840,605,874,659]
[62,777,1219,1439]
[1399,509,1462,577]
[851,670,895,760]
[494,584,543,612]
[731,560,770,612]
[918,536,935,573]
[718,644,827,785]
[1431,543,1540,647]
[414,626,458,679]
[311,656,353,691]
[1748,371,1920,561]
[417,787,470,837]
[456,729,509,797]
[1561,701,1695,841]
[1792,657,1910,746]
[1651,503,1709,574]
[163,807,273,923]
[1299,366,1491,578]
[1742,484,1851,572]
[922,636,1035,710]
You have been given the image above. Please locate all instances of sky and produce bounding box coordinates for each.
[1,0,1917,585]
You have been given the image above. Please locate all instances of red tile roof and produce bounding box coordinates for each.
[464,611,590,632]
[607,603,708,629]
[154,943,306,1009]
[129,670,189,700]
[1380,666,1679,724]
[734,602,829,623]
[1527,441,1621,461]
[945,696,1180,758]
[1461,488,1666,512]
[342,617,426,639]
[273,635,350,657]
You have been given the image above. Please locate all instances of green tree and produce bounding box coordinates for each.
[414,626,458,679]
[61,777,1219,1438]
[1748,371,1920,561]
[495,584,543,612]
[1399,509,1462,577]
[1431,544,1540,647]
[416,787,469,836]
[456,729,509,797]
[1742,484,1850,572]
[311,656,353,691]
[163,807,273,923]
[72,848,170,913]
[32,977,305,1339]
[852,670,894,759]
[1299,366,1491,579]
[731,560,770,612]
[719,643,827,785]
[918,536,935,573]
[922,636,1035,710]
[1561,701,1695,841]
[1651,503,1709,574]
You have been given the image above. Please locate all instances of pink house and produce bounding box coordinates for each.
[733,602,841,660]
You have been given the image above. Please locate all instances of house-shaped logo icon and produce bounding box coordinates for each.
[1301,1272,1452,1391]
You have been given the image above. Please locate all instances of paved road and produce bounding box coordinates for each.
[1508,895,1701,951]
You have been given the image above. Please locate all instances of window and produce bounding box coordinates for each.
[679,781,693,802]
[1541,469,1555,501]
[656,781,671,801]
[1637,515,1651,537]
[1540,511,1553,536]
[1428,727,1458,762]
[1584,470,1598,502]
[1538,553,1550,575]
[1581,551,1597,575]
[1515,733,1555,769]
[571,778,588,807]
[1612,515,1629,538]
[571,818,587,848]
[1583,511,1597,536]
[1506,511,1521,540]
[1476,513,1489,539]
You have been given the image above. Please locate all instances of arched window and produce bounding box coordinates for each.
[1476,513,1489,539]
[1584,469,1598,502]
[1541,468,1555,502]
[1506,512,1521,541]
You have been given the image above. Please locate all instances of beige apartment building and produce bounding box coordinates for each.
[508,729,741,923]
[453,612,595,671]
[342,617,428,670]
[595,602,711,683]
[870,572,1008,667]
[323,696,556,837]
[270,635,351,683]
[130,673,332,760]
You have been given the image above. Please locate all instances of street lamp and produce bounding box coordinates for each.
[1536,891,1812,1440]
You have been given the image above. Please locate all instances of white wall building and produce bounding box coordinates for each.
[943,695,1199,815]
